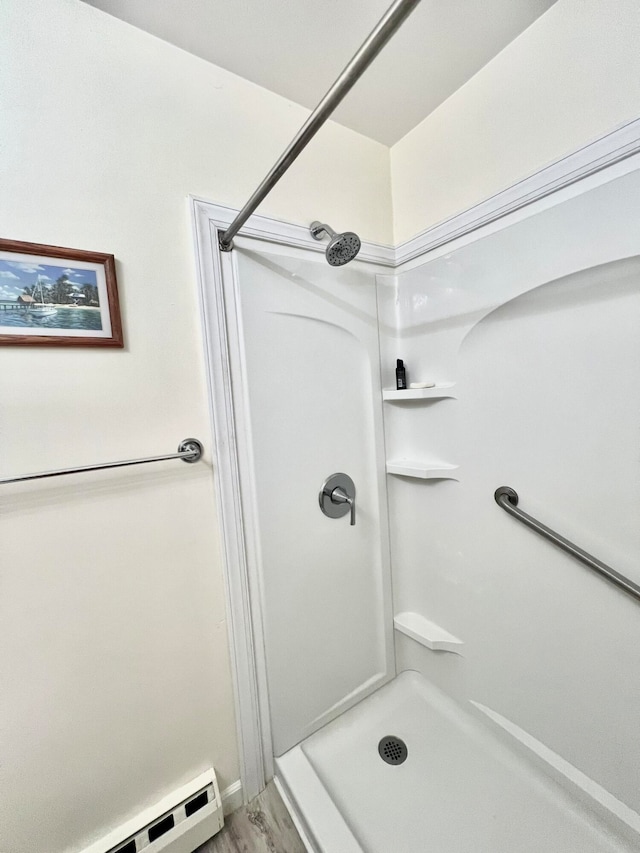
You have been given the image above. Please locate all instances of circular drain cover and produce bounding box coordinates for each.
[378,736,408,765]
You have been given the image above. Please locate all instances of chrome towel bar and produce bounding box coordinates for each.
[495,486,640,603]
[0,438,204,486]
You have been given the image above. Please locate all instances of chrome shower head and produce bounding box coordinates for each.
[310,221,361,266]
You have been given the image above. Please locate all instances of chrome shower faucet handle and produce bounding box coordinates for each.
[330,485,356,526]
[319,473,356,526]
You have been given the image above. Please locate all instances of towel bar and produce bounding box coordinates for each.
[0,438,204,486]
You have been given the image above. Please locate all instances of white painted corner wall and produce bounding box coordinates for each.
[390,0,640,245]
[0,2,391,853]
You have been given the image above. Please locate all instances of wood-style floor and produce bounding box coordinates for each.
[196,781,307,853]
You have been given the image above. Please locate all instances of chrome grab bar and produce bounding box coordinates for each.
[494,487,640,603]
[0,438,204,486]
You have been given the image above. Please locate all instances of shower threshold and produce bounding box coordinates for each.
[276,671,638,853]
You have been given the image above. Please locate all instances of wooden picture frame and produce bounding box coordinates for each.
[0,238,123,347]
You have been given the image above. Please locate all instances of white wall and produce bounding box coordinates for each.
[0,2,392,852]
[390,0,640,245]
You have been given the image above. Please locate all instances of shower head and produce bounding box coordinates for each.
[310,221,361,266]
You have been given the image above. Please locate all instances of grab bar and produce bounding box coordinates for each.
[494,486,640,603]
[0,438,204,486]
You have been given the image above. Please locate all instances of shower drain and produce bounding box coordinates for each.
[378,736,408,765]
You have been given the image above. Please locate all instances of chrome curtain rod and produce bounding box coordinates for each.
[0,438,204,486]
[218,0,422,251]
[495,486,640,603]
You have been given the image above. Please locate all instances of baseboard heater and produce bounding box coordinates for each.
[83,769,224,853]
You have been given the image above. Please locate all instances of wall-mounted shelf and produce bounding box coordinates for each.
[386,459,458,480]
[394,611,464,654]
[383,384,456,402]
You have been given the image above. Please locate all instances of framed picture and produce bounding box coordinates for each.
[0,238,123,347]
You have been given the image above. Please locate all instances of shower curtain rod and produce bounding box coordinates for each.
[218,0,422,252]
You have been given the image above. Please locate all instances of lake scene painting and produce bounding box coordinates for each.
[0,259,102,330]
[0,239,123,347]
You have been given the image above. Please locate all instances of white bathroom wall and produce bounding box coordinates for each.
[380,160,640,813]
[390,0,640,245]
[0,2,392,852]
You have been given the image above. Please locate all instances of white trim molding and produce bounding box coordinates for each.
[191,200,267,803]
[221,780,244,817]
[190,199,396,267]
[395,117,640,266]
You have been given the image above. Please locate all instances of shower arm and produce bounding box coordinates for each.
[310,223,337,241]
[218,0,422,252]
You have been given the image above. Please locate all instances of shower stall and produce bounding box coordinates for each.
[192,147,640,852]
[188,2,640,849]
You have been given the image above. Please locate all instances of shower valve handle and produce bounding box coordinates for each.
[319,473,356,527]
[330,486,356,526]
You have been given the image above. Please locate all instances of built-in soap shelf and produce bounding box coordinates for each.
[386,459,458,480]
[394,611,464,654]
[383,383,456,402]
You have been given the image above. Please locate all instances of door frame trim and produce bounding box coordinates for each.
[191,202,267,801]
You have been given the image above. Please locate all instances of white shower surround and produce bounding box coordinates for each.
[192,120,640,849]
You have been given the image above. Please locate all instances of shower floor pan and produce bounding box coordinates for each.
[276,671,638,853]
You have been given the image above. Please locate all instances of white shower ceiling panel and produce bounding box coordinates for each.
[81,0,556,146]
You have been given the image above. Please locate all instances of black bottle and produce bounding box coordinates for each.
[396,359,407,390]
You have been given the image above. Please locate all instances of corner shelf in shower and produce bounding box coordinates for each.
[394,611,464,654]
[382,384,456,401]
[386,459,459,480]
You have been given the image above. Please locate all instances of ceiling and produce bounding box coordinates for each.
[82,0,556,146]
